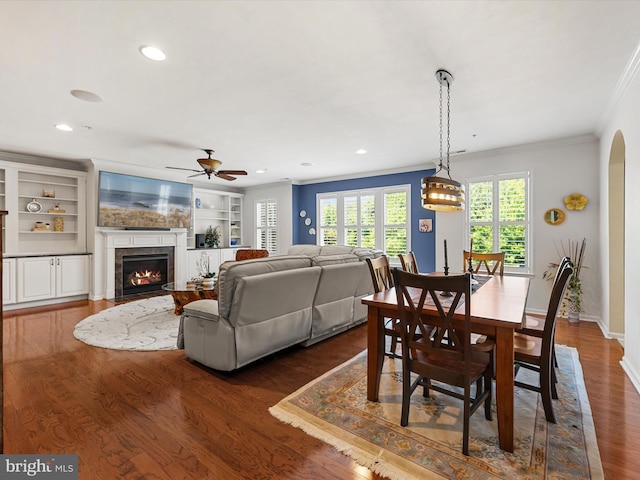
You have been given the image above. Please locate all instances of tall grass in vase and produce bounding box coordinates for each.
[545,238,586,321]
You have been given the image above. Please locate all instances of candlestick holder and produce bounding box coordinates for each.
[467,257,479,285]
[440,266,453,297]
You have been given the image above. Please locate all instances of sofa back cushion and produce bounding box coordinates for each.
[310,253,359,266]
[217,255,312,319]
[287,244,322,256]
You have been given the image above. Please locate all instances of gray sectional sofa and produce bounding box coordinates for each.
[178,245,383,371]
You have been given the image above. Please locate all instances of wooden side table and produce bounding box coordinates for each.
[162,281,218,315]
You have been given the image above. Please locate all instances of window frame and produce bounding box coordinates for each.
[465,172,531,274]
[256,199,278,255]
[316,185,411,257]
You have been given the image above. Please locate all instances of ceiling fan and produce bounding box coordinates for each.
[167,149,248,181]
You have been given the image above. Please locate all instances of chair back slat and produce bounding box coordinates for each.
[398,252,419,274]
[366,256,394,293]
[463,251,505,275]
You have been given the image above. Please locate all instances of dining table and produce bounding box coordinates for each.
[361,273,531,452]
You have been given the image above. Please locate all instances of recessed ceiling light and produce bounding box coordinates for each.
[356,149,367,155]
[70,89,103,102]
[139,45,166,61]
[300,162,313,167]
[55,124,73,132]
[256,169,266,174]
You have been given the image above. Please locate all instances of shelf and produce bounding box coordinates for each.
[19,212,78,217]
[19,231,78,234]
[19,179,78,188]
[19,195,78,202]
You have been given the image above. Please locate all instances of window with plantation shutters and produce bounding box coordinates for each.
[317,185,410,256]
[467,173,530,273]
[256,200,278,254]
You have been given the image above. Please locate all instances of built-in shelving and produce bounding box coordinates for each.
[190,188,243,248]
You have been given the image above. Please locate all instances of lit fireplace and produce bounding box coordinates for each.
[115,247,174,298]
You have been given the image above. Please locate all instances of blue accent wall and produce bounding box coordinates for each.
[291,168,437,272]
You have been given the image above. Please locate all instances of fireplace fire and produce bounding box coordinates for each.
[115,247,175,298]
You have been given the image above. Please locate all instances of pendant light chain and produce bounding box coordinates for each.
[438,79,444,172]
[446,79,451,178]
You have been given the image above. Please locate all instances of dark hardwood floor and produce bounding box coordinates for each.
[3,299,639,479]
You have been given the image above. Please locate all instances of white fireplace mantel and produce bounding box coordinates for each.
[101,229,188,298]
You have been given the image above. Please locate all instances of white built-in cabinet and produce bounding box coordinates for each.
[16,255,90,303]
[0,157,90,307]
[190,188,244,249]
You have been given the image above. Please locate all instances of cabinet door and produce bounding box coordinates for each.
[56,255,90,297]
[17,256,55,302]
[220,248,238,263]
[3,258,16,304]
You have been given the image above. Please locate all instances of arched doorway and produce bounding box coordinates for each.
[608,130,625,336]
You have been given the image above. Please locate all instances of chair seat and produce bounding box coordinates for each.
[517,314,545,336]
[413,340,491,379]
[514,332,542,363]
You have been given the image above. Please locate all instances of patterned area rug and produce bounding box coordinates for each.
[73,295,179,351]
[270,345,603,480]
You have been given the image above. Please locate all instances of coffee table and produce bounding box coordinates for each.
[162,281,218,315]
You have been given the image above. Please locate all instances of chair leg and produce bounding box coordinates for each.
[551,365,558,400]
[463,384,470,456]
[484,371,493,421]
[400,368,412,427]
[540,361,556,423]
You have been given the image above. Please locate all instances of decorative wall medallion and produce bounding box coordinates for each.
[544,208,565,225]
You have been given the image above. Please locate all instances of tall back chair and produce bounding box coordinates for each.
[366,256,400,358]
[463,251,505,276]
[392,269,493,456]
[398,251,419,274]
[513,262,574,423]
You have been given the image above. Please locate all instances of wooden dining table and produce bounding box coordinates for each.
[361,274,530,452]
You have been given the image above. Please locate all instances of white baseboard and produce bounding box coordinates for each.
[621,356,640,395]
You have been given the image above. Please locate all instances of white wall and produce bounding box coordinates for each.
[436,136,601,317]
[599,62,640,392]
[241,181,293,255]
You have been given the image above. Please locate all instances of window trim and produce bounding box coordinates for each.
[256,199,278,255]
[316,185,411,255]
[465,172,531,274]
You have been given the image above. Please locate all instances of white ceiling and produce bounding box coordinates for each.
[1,0,639,188]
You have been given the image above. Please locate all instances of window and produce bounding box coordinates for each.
[317,186,410,255]
[467,173,530,272]
[256,200,277,254]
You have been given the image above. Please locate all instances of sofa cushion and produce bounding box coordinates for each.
[319,245,354,255]
[287,244,322,256]
[310,253,359,266]
[183,299,219,321]
[353,247,385,261]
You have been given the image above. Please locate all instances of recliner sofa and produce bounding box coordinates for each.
[178,245,382,371]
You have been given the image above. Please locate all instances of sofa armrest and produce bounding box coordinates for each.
[183,299,220,322]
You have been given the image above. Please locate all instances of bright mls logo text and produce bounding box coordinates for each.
[1,455,78,479]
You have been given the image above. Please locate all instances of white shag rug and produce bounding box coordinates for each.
[73,295,179,351]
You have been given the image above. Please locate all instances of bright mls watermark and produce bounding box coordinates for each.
[1,455,77,479]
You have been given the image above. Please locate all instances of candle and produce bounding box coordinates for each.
[470,238,473,257]
[444,239,449,269]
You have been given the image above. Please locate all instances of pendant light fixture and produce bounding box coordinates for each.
[421,69,465,212]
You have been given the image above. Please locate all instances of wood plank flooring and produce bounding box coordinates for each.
[3,299,639,479]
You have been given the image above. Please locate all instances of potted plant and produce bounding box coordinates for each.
[195,252,216,289]
[544,237,586,322]
[205,225,220,248]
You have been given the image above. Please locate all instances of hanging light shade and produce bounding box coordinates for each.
[421,69,465,212]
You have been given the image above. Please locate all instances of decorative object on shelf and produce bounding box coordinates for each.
[305,218,311,226]
[26,198,42,213]
[299,210,306,217]
[230,240,237,245]
[204,225,220,248]
[544,237,587,322]
[42,189,55,198]
[48,203,65,213]
[32,221,51,231]
[53,216,64,232]
[544,208,565,225]
[564,193,588,211]
[195,197,201,209]
[421,69,465,212]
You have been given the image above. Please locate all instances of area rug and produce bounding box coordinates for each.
[73,295,179,351]
[270,345,603,480]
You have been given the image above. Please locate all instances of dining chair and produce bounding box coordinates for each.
[513,261,574,423]
[463,251,505,276]
[235,249,269,261]
[398,251,419,274]
[392,268,494,456]
[366,256,401,358]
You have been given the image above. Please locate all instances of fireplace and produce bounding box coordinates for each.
[114,246,174,298]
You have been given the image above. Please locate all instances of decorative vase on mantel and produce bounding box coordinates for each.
[567,291,580,323]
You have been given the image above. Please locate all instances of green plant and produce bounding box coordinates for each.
[205,225,220,248]
[544,238,587,315]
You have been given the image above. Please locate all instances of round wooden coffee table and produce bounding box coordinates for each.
[162,281,218,315]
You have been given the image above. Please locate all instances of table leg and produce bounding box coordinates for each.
[367,306,385,402]
[495,326,515,452]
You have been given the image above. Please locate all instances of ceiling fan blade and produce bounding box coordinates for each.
[187,172,207,178]
[215,172,237,181]
[166,166,201,172]
[218,169,248,175]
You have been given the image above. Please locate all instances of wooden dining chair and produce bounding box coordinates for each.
[513,261,574,424]
[366,256,401,358]
[398,251,419,274]
[463,251,505,276]
[392,268,494,456]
